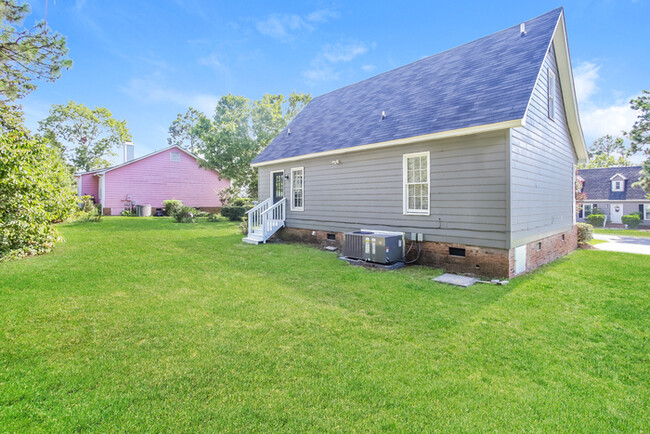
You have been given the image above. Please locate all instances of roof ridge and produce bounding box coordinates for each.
[309,8,563,103]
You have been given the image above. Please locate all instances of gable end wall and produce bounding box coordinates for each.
[509,44,577,247]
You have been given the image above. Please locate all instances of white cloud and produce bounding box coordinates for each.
[581,103,637,141]
[322,42,368,63]
[198,52,223,69]
[305,8,339,23]
[303,41,374,83]
[119,77,219,114]
[256,8,339,42]
[302,64,339,82]
[574,61,600,104]
[572,60,637,145]
[362,64,376,72]
[256,13,312,42]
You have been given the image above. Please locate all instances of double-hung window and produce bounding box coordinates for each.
[644,204,650,221]
[583,203,593,217]
[290,167,304,211]
[403,152,430,215]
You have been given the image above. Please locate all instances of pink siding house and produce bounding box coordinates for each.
[75,145,230,215]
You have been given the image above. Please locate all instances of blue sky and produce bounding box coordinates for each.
[19,0,650,163]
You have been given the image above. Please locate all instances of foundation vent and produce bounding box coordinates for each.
[449,247,466,257]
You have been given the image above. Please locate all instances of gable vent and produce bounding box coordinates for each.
[520,22,526,36]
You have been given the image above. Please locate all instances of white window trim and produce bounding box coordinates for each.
[548,68,556,120]
[402,151,430,216]
[269,170,284,200]
[644,204,650,221]
[583,203,593,217]
[290,167,304,212]
[611,180,624,192]
[170,151,181,162]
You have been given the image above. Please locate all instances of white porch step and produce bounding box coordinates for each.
[242,234,263,244]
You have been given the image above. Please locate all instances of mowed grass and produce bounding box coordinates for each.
[1,218,648,431]
[595,228,650,238]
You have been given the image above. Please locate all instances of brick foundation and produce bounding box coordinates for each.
[277,227,343,248]
[276,226,578,278]
[511,226,578,276]
[417,242,510,278]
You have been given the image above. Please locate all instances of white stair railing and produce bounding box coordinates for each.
[246,198,272,237]
[260,198,286,243]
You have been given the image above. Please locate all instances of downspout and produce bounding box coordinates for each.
[98,173,105,215]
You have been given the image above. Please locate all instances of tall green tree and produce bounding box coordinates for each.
[0,0,72,101]
[588,135,626,158]
[38,101,132,172]
[627,89,649,157]
[627,89,650,195]
[578,135,632,169]
[193,92,311,195]
[167,107,203,153]
[579,154,632,169]
[0,104,77,261]
[632,159,650,198]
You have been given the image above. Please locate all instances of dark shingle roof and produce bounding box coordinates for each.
[578,166,647,201]
[253,8,563,164]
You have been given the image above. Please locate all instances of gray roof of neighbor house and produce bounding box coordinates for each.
[578,166,647,201]
[253,8,581,165]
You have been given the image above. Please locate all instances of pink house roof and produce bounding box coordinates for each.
[74,145,209,176]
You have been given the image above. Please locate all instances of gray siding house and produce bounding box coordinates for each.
[246,8,588,277]
[577,166,650,226]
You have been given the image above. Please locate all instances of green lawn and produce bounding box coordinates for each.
[595,228,650,238]
[1,218,648,431]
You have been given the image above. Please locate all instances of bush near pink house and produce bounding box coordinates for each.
[75,145,230,215]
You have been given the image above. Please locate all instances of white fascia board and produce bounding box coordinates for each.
[251,119,522,167]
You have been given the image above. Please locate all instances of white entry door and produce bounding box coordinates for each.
[610,203,624,223]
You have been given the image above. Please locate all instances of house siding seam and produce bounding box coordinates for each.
[102,149,230,215]
[259,130,509,249]
[509,44,577,247]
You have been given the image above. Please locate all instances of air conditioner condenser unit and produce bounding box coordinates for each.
[343,230,405,264]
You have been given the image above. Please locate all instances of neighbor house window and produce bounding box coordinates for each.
[645,204,650,221]
[611,180,624,191]
[583,203,593,217]
[548,68,556,120]
[170,151,181,162]
[403,152,430,215]
[290,167,304,211]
